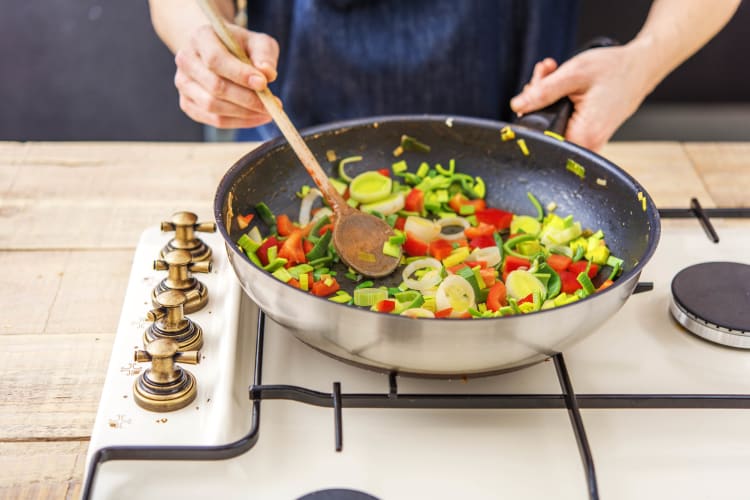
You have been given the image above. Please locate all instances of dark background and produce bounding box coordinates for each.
[1,0,748,142]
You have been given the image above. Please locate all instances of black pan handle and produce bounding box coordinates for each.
[515,37,619,135]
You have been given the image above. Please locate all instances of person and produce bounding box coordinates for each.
[148,0,740,152]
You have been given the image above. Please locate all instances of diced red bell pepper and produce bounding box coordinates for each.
[278,231,306,265]
[429,239,454,260]
[546,254,573,273]
[303,239,314,254]
[448,193,486,214]
[404,188,425,213]
[560,270,582,294]
[375,299,396,313]
[518,293,534,305]
[311,277,340,297]
[404,232,429,256]
[475,208,514,231]
[446,263,469,275]
[394,216,406,231]
[318,223,335,236]
[486,281,508,311]
[286,278,300,289]
[503,255,531,274]
[256,236,279,266]
[377,168,391,177]
[568,260,600,278]
[435,307,453,318]
[464,222,496,240]
[468,234,497,249]
[276,214,295,236]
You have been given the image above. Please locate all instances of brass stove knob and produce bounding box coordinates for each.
[133,338,200,412]
[160,211,216,262]
[152,249,211,313]
[145,289,204,351]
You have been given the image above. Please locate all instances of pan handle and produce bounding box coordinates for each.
[515,37,619,135]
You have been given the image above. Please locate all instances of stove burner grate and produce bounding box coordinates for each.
[670,261,750,348]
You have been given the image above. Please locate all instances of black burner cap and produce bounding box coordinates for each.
[671,261,750,333]
[298,489,379,500]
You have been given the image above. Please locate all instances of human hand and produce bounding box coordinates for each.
[174,23,280,128]
[510,45,654,152]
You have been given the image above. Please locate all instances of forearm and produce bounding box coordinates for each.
[627,0,741,94]
[148,0,235,53]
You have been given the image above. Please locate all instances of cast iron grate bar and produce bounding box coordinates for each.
[659,199,750,243]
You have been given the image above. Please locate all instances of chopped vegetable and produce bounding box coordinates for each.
[566,158,586,179]
[237,141,623,319]
[517,139,529,156]
[338,155,363,183]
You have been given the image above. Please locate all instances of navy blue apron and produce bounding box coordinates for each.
[237,0,579,141]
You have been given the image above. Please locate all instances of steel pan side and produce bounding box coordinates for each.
[226,239,642,376]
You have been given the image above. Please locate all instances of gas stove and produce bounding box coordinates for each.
[83,204,750,500]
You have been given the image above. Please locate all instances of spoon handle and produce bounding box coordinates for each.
[196,0,346,210]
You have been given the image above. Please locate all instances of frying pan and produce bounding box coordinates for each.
[214,115,660,376]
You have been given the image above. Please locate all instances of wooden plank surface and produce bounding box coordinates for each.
[0,141,747,498]
[0,142,254,249]
[0,441,86,500]
[683,142,750,207]
[0,334,113,440]
[600,142,715,208]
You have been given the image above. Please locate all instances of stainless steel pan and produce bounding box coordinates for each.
[214,115,660,376]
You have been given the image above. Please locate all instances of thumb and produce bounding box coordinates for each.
[510,64,582,115]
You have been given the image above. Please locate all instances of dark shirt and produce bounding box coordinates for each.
[238,0,579,140]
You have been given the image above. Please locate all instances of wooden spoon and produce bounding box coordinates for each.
[197,0,401,278]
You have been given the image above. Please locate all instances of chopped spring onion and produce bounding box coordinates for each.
[382,241,402,258]
[353,287,388,307]
[338,155,363,183]
[505,270,547,302]
[500,125,515,141]
[577,272,596,296]
[329,291,352,304]
[400,308,435,318]
[517,139,530,156]
[399,134,431,153]
[359,192,405,216]
[404,216,440,242]
[544,130,565,141]
[437,216,470,241]
[402,258,443,291]
[510,214,541,236]
[466,246,502,267]
[566,158,586,179]
[435,274,476,316]
[349,171,392,203]
[527,192,544,221]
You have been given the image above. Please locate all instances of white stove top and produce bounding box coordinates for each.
[84,218,750,500]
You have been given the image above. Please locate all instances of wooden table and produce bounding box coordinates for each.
[0,141,748,498]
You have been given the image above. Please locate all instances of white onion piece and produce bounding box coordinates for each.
[466,246,502,267]
[247,225,262,243]
[400,308,436,319]
[404,216,441,242]
[310,207,333,226]
[402,258,443,291]
[437,216,470,241]
[298,188,322,225]
[435,274,476,316]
